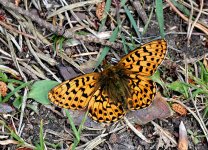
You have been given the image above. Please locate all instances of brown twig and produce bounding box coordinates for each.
[130,0,148,24]
[165,0,208,35]
[0,21,36,39]
[187,0,204,43]
[0,0,123,49]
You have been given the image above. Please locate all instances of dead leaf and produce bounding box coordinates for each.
[0,103,15,114]
[79,60,96,73]
[126,92,173,124]
[58,65,81,80]
[67,109,105,129]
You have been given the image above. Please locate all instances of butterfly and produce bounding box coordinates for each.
[48,39,167,123]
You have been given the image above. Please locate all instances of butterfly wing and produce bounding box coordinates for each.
[48,72,125,123]
[127,74,156,110]
[48,39,167,123]
[118,39,167,110]
[118,39,167,76]
[88,89,125,123]
[48,73,99,110]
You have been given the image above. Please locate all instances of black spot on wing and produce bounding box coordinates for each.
[66,82,70,89]
[74,79,79,87]
[81,78,85,86]
[82,93,88,98]
[126,57,131,62]
[139,66,143,72]
[135,51,140,57]
[143,47,148,52]
[86,76,90,81]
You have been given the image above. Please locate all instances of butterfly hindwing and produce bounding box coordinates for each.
[48,73,99,110]
[118,39,167,76]
[88,89,125,123]
[127,74,156,110]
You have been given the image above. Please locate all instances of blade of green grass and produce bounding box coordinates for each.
[142,6,154,35]
[64,109,80,150]
[170,0,190,17]
[0,72,24,84]
[99,0,112,31]
[120,0,127,6]
[203,103,208,118]
[94,26,119,68]
[64,109,89,150]
[39,120,45,150]
[121,34,128,54]
[2,81,31,102]
[156,0,165,38]
[199,62,208,84]
[123,5,141,39]
[78,110,89,134]
[74,110,89,149]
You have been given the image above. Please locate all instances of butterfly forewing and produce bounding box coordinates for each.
[48,73,99,110]
[118,39,167,76]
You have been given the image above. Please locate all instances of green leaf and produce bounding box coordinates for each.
[167,81,189,98]
[192,88,208,98]
[28,80,59,105]
[199,61,208,84]
[0,72,8,82]
[151,71,170,97]
[156,0,165,38]
[150,71,163,86]
[13,96,22,109]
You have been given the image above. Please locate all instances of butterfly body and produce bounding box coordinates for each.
[98,65,132,107]
[48,39,167,123]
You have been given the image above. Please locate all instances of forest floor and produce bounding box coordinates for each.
[0,0,208,150]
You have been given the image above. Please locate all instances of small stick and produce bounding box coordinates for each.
[124,117,151,143]
[130,0,148,24]
[165,0,208,35]
[0,21,36,39]
[0,0,122,49]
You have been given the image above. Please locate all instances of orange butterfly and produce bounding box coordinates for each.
[48,39,167,123]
